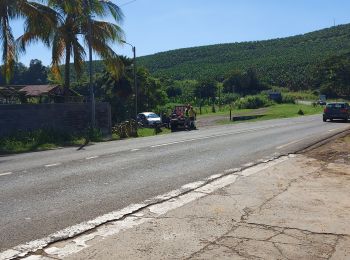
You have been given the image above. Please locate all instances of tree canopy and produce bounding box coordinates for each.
[311,52,350,98]
[137,24,350,91]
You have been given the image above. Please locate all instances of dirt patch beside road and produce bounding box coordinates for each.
[196,115,229,128]
[306,134,350,164]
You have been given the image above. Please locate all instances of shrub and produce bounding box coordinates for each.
[234,95,272,109]
[221,93,239,104]
[281,93,296,104]
[112,120,138,139]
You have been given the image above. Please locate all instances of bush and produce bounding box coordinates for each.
[234,95,272,109]
[87,127,103,142]
[112,120,139,139]
[281,93,296,104]
[221,93,239,104]
[287,91,318,100]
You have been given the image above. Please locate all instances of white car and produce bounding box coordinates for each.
[137,112,162,127]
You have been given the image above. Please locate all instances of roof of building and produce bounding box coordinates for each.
[18,85,57,96]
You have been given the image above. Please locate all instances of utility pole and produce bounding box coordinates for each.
[133,46,137,118]
[87,0,95,127]
[122,40,137,118]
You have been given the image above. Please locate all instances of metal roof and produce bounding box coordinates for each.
[18,85,57,97]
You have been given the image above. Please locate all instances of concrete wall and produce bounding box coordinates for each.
[0,103,111,137]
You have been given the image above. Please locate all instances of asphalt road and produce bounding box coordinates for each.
[1,115,349,251]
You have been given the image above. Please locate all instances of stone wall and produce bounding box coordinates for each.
[0,103,111,137]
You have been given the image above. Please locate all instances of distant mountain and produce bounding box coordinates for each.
[137,24,350,89]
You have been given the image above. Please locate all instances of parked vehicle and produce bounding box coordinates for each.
[137,112,162,127]
[170,105,196,132]
[316,99,326,106]
[323,102,350,122]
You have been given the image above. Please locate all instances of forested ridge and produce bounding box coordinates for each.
[137,24,350,90]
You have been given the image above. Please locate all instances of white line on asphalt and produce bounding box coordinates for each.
[45,163,61,167]
[0,172,12,177]
[1,155,291,260]
[276,139,304,150]
[243,162,254,167]
[86,156,99,160]
[328,128,338,132]
[130,149,140,152]
[149,123,306,149]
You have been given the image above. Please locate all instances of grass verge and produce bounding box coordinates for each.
[216,104,324,124]
[0,128,104,155]
[0,104,323,155]
[112,127,171,140]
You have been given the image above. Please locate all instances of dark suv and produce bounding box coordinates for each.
[323,102,350,122]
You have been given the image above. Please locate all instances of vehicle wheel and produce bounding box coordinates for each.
[171,125,176,132]
[323,117,327,122]
[330,118,333,122]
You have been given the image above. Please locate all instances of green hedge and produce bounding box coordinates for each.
[234,95,272,109]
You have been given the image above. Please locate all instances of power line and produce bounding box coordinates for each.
[120,0,137,7]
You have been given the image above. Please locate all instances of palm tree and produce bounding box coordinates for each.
[21,0,124,89]
[0,0,56,83]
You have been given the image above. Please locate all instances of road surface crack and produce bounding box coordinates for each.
[257,178,299,213]
[243,222,349,238]
[327,236,341,260]
[183,225,240,260]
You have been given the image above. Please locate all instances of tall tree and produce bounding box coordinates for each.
[194,78,217,101]
[19,0,124,89]
[0,0,56,83]
[24,59,48,84]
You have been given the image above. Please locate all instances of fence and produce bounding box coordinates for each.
[0,103,111,137]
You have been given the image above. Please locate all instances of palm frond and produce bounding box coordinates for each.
[96,0,124,22]
[72,36,86,76]
[89,36,123,79]
[1,16,17,83]
[50,32,66,81]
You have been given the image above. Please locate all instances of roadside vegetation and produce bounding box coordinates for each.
[0,129,89,154]
[1,2,350,154]
[0,126,171,154]
[218,104,323,124]
[137,24,350,91]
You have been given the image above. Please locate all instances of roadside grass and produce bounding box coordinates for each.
[0,103,323,155]
[110,127,171,140]
[0,126,173,154]
[137,127,171,137]
[0,129,87,154]
[216,104,324,124]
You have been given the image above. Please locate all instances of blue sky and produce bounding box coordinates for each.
[10,0,350,66]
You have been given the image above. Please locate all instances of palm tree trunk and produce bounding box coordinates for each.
[64,46,71,89]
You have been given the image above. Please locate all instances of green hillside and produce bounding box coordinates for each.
[137,24,350,89]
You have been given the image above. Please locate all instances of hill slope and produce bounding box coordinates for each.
[137,24,350,89]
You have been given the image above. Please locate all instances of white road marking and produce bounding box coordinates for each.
[0,172,12,177]
[149,123,308,149]
[130,149,140,152]
[243,162,254,167]
[1,155,291,260]
[276,139,304,150]
[328,128,338,132]
[44,163,61,167]
[86,156,99,160]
